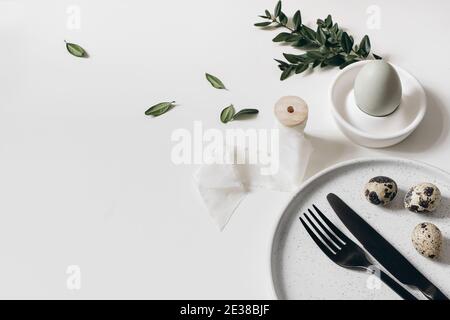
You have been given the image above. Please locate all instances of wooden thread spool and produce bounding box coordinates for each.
[274,96,309,131]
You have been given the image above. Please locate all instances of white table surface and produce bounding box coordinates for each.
[0,0,449,299]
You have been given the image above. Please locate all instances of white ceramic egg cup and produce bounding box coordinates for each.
[329,60,426,148]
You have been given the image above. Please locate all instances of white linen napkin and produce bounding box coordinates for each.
[194,122,312,230]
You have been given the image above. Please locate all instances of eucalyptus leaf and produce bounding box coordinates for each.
[293,38,309,48]
[233,109,259,120]
[306,50,324,59]
[283,53,301,64]
[293,10,302,30]
[359,35,371,58]
[280,66,294,81]
[274,1,282,17]
[205,73,227,89]
[295,63,309,74]
[312,60,321,68]
[285,34,301,42]
[145,101,175,117]
[300,25,317,41]
[65,41,87,58]
[325,54,345,66]
[220,105,236,124]
[272,32,291,42]
[255,21,272,27]
[279,12,288,25]
[255,1,377,79]
[274,58,289,67]
[373,53,382,60]
[341,32,354,54]
[317,27,326,45]
[325,15,333,28]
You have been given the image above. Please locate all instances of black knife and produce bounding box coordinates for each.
[327,193,448,300]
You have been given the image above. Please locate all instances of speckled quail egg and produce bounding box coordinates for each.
[274,96,308,128]
[404,183,441,213]
[363,176,398,205]
[412,222,442,259]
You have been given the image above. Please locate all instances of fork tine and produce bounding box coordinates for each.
[312,204,351,244]
[299,217,335,259]
[303,213,340,252]
[308,209,343,247]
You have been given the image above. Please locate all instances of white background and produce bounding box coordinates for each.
[0,0,449,299]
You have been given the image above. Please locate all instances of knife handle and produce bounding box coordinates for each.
[374,269,417,300]
[421,284,449,300]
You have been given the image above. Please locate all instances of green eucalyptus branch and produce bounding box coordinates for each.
[255,1,382,80]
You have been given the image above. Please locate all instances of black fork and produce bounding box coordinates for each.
[300,204,417,300]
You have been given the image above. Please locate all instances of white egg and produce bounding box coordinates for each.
[354,61,402,117]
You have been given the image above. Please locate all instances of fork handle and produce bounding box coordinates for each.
[374,269,418,300]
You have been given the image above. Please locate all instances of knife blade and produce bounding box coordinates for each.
[327,193,448,300]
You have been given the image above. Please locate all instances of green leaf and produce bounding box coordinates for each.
[254,21,272,27]
[233,109,259,120]
[325,15,333,28]
[272,32,291,42]
[306,50,324,60]
[286,34,302,42]
[280,66,294,81]
[283,53,301,64]
[205,73,226,89]
[220,105,236,124]
[293,38,309,48]
[295,64,309,74]
[274,58,289,66]
[331,23,339,33]
[317,27,326,45]
[274,58,290,67]
[300,25,317,41]
[359,35,371,57]
[274,1,282,17]
[325,54,345,66]
[373,53,382,60]
[279,12,288,25]
[145,101,175,117]
[293,10,302,30]
[312,60,321,68]
[297,54,311,63]
[256,5,377,78]
[65,41,87,58]
[341,32,354,54]
[265,10,272,18]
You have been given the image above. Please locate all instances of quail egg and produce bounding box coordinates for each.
[354,61,402,117]
[274,96,308,128]
[364,176,398,206]
[404,183,441,213]
[412,222,442,259]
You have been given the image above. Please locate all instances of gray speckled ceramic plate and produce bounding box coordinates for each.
[271,158,450,300]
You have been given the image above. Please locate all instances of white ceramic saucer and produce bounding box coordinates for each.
[329,61,426,148]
